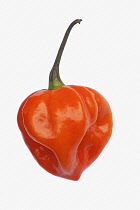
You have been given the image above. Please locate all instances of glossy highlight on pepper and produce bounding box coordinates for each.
[17,19,113,181]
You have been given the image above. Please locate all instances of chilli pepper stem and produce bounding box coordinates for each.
[48,19,82,90]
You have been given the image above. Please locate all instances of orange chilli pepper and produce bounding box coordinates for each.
[17,19,113,181]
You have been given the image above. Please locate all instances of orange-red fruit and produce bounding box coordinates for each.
[17,85,112,181]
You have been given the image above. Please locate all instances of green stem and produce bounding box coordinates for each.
[48,19,82,90]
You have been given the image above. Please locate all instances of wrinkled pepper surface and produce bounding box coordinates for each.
[17,19,113,181]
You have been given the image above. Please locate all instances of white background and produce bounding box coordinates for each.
[0,0,140,209]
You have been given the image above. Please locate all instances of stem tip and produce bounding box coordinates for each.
[75,19,82,24]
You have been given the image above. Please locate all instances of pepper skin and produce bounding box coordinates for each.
[17,20,113,181]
